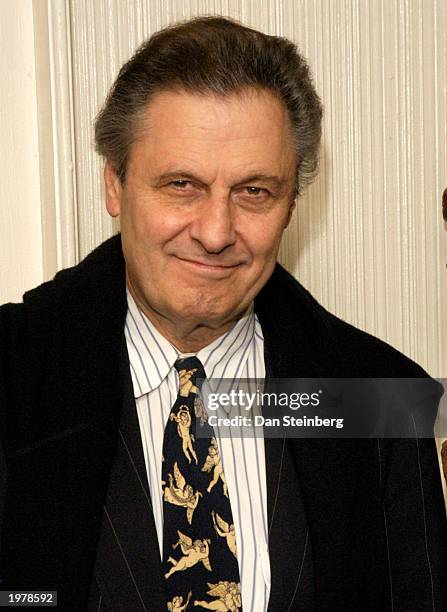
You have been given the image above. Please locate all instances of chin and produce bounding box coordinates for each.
[174,298,239,326]
[175,303,224,324]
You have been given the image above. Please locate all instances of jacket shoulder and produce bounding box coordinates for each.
[1,234,123,315]
[0,235,124,421]
[272,263,428,377]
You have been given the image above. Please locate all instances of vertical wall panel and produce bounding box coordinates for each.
[67,0,447,377]
[0,0,44,303]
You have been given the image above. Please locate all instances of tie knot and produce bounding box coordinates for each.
[174,356,206,395]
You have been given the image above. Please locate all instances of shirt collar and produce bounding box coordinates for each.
[125,288,256,399]
[125,289,178,398]
[196,304,256,381]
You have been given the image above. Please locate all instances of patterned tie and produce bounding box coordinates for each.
[162,356,242,611]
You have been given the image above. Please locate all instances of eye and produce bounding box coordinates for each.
[165,179,200,197]
[170,180,192,189]
[244,186,269,196]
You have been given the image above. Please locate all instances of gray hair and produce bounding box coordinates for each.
[95,16,323,195]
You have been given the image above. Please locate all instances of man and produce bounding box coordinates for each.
[0,16,446,612]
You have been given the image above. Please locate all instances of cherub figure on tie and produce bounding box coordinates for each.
[164,461,203,524]
[194,395,208,427]
[167,591,192,611]
[194,581,241,611]
[165,531,211,578]
[178,367,199,397]
[201,437,227,496]
[169,405,197,464]
[212,511,237,558]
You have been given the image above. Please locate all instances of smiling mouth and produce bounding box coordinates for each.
[174,256,240,273]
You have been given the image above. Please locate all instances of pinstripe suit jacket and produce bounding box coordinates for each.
[1,234,446,610]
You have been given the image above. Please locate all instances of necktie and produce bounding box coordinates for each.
[162,356,242,611]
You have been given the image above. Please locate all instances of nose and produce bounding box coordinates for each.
[189,192,236,253]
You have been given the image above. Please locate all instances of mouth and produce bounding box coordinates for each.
[174,256,241,275]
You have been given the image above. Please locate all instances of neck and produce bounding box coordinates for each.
[127,279,248,353]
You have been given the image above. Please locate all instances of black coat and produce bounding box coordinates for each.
[1,234,446,610]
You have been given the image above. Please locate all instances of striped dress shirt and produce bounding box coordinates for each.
[125,289,270,611]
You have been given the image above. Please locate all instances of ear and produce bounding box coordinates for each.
[284,199,296,229]
[104,160,123,217]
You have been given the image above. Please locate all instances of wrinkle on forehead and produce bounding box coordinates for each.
[136,86,295,146]
[126,87,296,189]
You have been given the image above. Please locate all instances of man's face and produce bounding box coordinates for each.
[105,88,296,335]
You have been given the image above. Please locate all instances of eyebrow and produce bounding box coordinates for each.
[234,174,286,192]
[154,171,201,186]
[154,170,287,192]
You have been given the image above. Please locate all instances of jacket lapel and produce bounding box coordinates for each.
[92,342,165,611]
[255,267,384,609]
[256,279,322,611]
[264,436,314,611]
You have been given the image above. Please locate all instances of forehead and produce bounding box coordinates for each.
[141,86,292,131]
[127,87,296,178]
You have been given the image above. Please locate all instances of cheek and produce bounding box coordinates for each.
[246,223,285,264]
[126,204,186,245]
[159,214,188,237]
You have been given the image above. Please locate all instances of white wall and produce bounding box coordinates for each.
[0,0,43,303]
